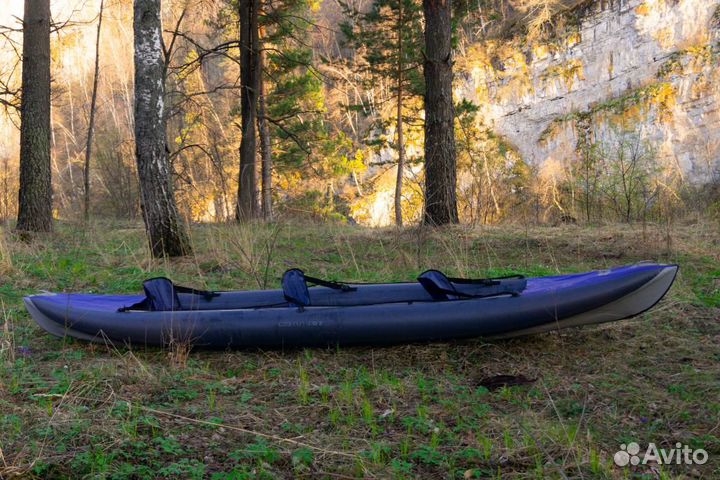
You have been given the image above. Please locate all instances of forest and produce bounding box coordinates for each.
[1,0,717,250]
[0,0,718,478]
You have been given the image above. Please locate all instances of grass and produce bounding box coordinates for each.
[0,218,718,479]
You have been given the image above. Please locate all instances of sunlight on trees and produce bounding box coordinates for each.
[0,0,716,229]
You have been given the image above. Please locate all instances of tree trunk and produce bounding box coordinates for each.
[257,29,273,221]
[236,0,260,221]
[422,0,458,226]
[394,0,404,227]
[83,0,104,222]
[16,0,53,233]
[133,0,191,257]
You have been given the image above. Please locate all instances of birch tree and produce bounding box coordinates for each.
[134,0,192,256]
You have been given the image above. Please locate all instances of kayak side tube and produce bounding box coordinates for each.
[23,264,679,348]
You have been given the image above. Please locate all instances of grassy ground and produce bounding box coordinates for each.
[0,219,718,479]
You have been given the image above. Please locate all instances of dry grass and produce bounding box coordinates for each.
[0,219,717,479]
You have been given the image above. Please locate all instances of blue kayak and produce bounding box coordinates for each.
[24,263,677,348]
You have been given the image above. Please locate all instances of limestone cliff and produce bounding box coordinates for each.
[460,0,720,181]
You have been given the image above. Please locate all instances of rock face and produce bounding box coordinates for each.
[461,0,720,181]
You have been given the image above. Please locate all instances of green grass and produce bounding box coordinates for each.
[0,219,718,478]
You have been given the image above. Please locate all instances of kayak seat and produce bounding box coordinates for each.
[282,269,311,309]
[417,270,462,300]
[282,269,357,311]
[119,277,219,312]
[418,270,527,301]
[142,277,183,311]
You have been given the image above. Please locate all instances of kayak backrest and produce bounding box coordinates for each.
[282,269,311,309]
[418,270,461,300]
[418,270,528,301]
[281,269,359,309]
[119,278,220,312]
[143,277,183,311]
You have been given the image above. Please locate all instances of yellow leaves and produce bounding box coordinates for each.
[308,0,322,13]
[460,44,493,70]
[346,150,368,174]
[650,82,676,107]
[335,150,367,177]
[565,31,582,48]
[595,82,676,127]
[532,44,550,60]
[542,59,585,90]
[277,171,303,192]
[177,49,200,83]
[649,82,676,122]
[503,50,529,71]
[492,49,534,104]
[612,103,643,128]
[635,3,651,16]
[685,44,715,68]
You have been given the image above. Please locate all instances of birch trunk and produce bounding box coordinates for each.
[133,0,192,257]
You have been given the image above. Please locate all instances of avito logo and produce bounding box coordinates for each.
[614,442,708,467]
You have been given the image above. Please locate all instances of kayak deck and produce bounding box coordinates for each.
[24,263,678,348]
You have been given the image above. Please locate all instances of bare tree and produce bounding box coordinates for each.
[16,0,53,233]
[1,19,24,116]
[83,0,104,222]
[575,116,601,223]
[600,130,656,223]
[134,0,192,256]
[422,0,458,225]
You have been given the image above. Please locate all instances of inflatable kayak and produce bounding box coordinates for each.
[24,263,677,348]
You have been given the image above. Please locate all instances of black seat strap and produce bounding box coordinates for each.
[447,274,525,286]
[303,275,357,292]
[173,284,220,301]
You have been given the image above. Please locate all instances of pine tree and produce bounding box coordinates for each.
[218,0,333,217]
[236,0,261,221]
[261,0,329,173]
[340,0,424,226]
[17,0,53,233]
[422,0,458,226]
